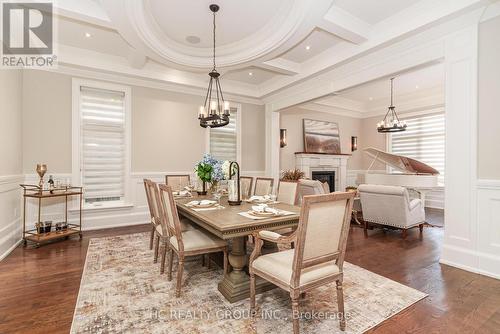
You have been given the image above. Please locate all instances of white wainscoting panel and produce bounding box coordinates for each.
[22,171,265,233]
[474,179,500,278]
[0,175,24,261]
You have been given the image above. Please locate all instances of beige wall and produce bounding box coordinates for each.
[22,70,72,173]
[478,16,500,179]
[0,70,23,175]
[279,107,364,171]
[360,115,388,170]
[240,103,266,171]
[0,69,23,259]
[21,70,265,174]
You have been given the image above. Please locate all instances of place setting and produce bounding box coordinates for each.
[172,188,193,199]
[238,203,295,220]
[243,194,278,205]
[185,199,224,212]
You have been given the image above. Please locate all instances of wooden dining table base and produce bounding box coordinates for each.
[175,196,300,303]
[217,236,277,303]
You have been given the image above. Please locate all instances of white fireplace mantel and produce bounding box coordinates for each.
[295,153,350,192]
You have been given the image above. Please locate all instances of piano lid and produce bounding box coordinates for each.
[364,147,440,175]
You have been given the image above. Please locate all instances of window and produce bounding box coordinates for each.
[389,112,445,185]
[209,107,240,161]
[73,80,131,207]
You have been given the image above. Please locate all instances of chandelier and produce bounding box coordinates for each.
[377,77,407,133]
[198,4,229,128]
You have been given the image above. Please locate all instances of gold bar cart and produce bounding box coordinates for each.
[20,184,83,247]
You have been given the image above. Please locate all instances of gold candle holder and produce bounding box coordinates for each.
[36,164,47,189]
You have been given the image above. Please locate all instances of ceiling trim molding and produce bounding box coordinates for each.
[44,64,263,105]
[259,0,487,97]
[297,103,364,118]
[263,6,485,110]
[258,58,301,76]
[101,0,333,71]
[56,44,263,100]
[317,5,371,44]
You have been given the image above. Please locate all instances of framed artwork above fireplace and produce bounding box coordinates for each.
[303,118,341,154]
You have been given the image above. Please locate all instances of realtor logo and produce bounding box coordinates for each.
[1,1,56,68]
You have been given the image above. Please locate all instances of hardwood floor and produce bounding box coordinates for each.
[1,220,499,333]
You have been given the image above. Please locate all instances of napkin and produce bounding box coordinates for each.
[249,195,271,202]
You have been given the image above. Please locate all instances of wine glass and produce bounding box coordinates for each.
[213,190,223,207]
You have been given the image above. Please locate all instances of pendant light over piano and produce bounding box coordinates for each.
[377,77,407,133]
[198,4,230,128]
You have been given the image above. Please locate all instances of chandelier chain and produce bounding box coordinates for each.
[212,9,216,71]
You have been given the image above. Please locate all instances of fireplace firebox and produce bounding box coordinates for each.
[311,171,335,193]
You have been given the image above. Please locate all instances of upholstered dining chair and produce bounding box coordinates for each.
[158,184,229,297]
[145,180,196,273]
[254,177,274,196]
[165,174,190,192]
[277,180,300,205]
[250,192,355,333]
[143,179,159,251]
[240,176,254,199]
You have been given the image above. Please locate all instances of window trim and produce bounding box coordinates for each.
[205,102,242,163]
[72,78,132,208]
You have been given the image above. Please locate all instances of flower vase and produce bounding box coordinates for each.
[197,181,207,196]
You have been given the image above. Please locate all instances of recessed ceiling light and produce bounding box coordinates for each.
[305,45,311,50]
[415,85,420,89]
[248,72,253,76]
[369,97,373,101]
[85,32,92,38]
[186,35,201,44]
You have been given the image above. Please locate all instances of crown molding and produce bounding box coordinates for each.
[298,103,364,118]
[44,64,263,106]
[100,0,333,71]
[55,44,263,103]
[263,5,486,111]
[259,0,487,98]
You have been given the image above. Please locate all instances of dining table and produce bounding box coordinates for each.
[175,195,301,303]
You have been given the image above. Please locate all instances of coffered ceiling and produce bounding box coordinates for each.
[50,0,488,103]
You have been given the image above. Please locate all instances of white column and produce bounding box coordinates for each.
[440,24,480,273]
[265,104,280,189]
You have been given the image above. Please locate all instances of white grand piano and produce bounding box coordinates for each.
[363,147,439,195]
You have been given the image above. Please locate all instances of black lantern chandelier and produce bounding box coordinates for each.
[198,4,229,128]
[377,77,407,133]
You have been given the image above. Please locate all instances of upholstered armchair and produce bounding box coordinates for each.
[358,184,425,238]
[297,179,328,204]
[250,192,355,333]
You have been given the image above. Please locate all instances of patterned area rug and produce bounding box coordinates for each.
[71,233,427,334]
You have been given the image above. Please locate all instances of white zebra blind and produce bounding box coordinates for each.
[80,86,126,204]
[210,108,237,161]
[390,112,445,185]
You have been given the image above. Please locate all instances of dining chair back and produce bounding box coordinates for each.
[165,174,190,192]
[254,177,274,196]
[144,179,159,250]
[249,191,355,333]
[158,184,183,246]
[277,180,299,205]
[240,176,253,199]
[293,192,354,279]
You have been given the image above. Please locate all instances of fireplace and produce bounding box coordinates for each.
[312,171,335,193]
[295,153,349,192]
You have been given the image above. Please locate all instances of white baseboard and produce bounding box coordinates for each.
[440,244,500,280]
[0,218,23,261]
